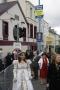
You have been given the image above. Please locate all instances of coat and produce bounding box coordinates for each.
[38,57,49,78]
[47,63,60,90]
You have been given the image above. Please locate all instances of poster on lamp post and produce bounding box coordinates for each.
[36,32,43,42]
[34,5,44,18]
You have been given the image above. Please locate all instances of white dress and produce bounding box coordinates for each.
[12,60,34,90]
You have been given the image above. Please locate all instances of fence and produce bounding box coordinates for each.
[0,64,13,90]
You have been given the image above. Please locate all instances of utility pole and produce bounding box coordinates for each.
[34,0,43,53]
[39,0,40,5]
[37,0,43,53]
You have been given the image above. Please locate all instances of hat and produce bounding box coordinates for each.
[55,45,60,54]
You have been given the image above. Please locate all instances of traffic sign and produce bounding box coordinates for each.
[34,5,44,18]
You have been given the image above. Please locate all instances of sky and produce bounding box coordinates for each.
[28,0,60,34]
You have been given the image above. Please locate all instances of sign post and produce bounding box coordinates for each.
[34,1,44,53]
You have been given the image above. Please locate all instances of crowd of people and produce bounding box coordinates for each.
[0,52,14,72]
[0,46,60,90]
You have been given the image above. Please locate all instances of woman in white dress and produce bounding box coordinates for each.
[12,52,34,90]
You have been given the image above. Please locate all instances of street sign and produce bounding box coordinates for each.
[13,42,21,50]
[34,5,44,18]
[36,32,43,42]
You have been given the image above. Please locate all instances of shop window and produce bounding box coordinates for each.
[30,7,32,18]
[30,24,33,38]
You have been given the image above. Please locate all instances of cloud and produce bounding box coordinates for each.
[43,0,60,27]
[28,0,60,34]
[53,27,60,34]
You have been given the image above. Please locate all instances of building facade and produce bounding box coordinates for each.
[0,1,28,57]
[0,0,38,57]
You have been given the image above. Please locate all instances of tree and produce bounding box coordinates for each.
[19,27,26,37]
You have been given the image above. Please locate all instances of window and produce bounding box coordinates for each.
[23,27,26,41]
[34,26,37,38]
[30,24,33,38]
[15,15,19,21]
[30,7,32,18]
[3,21,8,40]
[19,27,26,38]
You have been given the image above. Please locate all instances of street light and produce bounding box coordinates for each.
[36,0,43,53]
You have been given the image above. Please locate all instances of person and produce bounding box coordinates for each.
[25,49,34,60]
[12,52,34,90]
[0,59,4,71]
[25,52,34,79]
[5,52,13,68]
[38,52,49,84]
[47,46,60,90]
[32,53,40,80]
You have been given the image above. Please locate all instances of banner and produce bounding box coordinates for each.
[34,10,43,16]
[36,32,43,42]
[34,5,44,18]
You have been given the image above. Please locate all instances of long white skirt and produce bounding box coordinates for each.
[12,80,33,90]
[12,70,34,90]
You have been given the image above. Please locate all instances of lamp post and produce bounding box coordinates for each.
[39,0,40,5]
[37,0,43,53]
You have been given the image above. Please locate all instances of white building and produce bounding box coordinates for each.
[26,1,38,50]
[0,0,38,57]
[8,0,38,50]
[0,1,28,57]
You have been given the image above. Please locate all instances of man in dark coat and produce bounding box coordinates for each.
[5,53,13,68]
[32,55,40,80]
[0,59,4,71]
[47,46,60,90]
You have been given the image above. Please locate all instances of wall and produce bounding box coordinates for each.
[0,4,27,41]
[0,21,3,40]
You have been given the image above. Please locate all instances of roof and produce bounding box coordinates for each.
[26,1,34,7]
[0,1,17,15]
[0,1,28,24]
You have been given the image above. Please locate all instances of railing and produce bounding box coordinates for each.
[0,64,13,90]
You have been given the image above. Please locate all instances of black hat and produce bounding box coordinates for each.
[55,45,60,54]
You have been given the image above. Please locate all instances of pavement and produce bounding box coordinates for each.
[12,79,46,90]
[32,79,46,90]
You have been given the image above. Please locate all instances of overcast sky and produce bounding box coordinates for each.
[28,0,60,34]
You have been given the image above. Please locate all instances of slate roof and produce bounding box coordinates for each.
[0,1,17,15]
[0,1,28,24]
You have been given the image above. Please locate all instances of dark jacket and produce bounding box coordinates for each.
[47,63,60,90]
